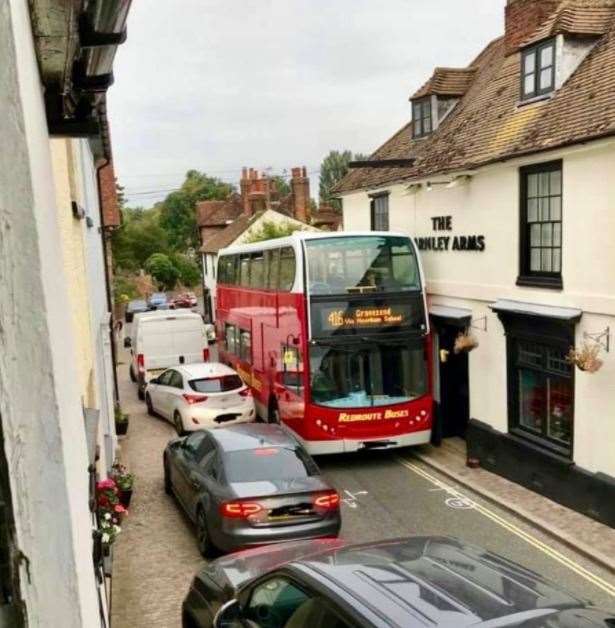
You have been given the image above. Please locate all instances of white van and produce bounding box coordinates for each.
[126,310,209,399]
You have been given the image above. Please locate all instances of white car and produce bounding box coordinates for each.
[144,363,255,434]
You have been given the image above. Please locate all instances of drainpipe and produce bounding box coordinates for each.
[96,157,120,405]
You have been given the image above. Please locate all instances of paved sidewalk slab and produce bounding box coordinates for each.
[413,439,615,575]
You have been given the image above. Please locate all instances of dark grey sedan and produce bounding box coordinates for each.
[163,424,341,556]
[182,536,615,628]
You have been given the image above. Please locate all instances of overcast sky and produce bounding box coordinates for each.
[108,0,507,206]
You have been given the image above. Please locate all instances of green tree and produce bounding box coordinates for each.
[270,175,291,198]
[319,150,368,210]
[145,253,180,290]
[158,170,235,251]
[243,220,307,244]
[170,253,201,287]
[111,207,170,272]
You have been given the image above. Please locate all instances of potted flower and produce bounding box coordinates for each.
[454,331,479,354]
[115,406,129,436]
[96,478,128,524]
[566,342,603,373]
[111,462,134,508]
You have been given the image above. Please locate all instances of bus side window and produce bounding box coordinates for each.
[279,247,296,291]
[268,249,280,290]
[240,254,251,286]
[230,255,239,285]
[218,256,226,284]
[225,324,238,355]
[240,330,252,361]
[250,253,264,289]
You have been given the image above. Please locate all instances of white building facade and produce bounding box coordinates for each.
[338,0,615,528]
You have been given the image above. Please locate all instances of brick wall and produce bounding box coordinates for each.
[505,0,559,55]
[99,161,120,228]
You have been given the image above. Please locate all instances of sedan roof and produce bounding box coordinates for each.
[177,362,239,379]
[207,424,298,452]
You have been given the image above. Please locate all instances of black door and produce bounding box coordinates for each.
[437,324,470,439]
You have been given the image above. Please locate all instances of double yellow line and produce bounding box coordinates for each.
[396,457,615,598]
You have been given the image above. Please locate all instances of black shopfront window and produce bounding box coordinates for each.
[509,337,574,457]
[518,161,562,289]
[370,194,389,231]
[521,39,555,100]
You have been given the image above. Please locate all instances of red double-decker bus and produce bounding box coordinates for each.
[215,232,432,454]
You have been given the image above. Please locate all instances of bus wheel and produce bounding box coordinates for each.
[268,399,280,424]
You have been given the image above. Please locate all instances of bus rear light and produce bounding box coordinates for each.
[220,501,263,518]
[313,491,340,511]
[183,394,208,405]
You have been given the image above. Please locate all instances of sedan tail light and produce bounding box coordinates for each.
[238,388,252,398]
[182,394,208,405]
[220,501,263,519]
[313,491,340,511]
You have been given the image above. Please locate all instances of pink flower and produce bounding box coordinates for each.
[97,478,116,490]
[114,504,127,514]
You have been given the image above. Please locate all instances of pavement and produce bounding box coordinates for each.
[111,346,615,627]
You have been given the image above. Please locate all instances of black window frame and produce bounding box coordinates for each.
[412,97,433,138]
[521,39,556,101]
[517,160,563,290]
[507,332,574,458]
[369,193,389,231]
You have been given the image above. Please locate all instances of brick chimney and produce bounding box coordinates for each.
[290,166,310,223]
[505,0,559,56]
[240,167,269,216]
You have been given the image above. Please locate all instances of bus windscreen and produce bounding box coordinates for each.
[305,236,420,295]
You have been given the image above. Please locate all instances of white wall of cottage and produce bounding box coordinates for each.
[342,138,615,478]
[0,2,102,626]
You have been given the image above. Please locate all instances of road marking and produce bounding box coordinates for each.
[342,489,368,509]
[396,457,615,598]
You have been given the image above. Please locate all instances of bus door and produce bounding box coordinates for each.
[276,344,305,424]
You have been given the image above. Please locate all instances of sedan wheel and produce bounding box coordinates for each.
[163,458,172,495]
[174,411,185,436]
[196,508,216,558]
[146,394,155,417]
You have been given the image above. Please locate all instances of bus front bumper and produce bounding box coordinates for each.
[292,428,432,455]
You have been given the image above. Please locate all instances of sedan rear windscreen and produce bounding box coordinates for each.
[224,447,319,482]
[189,375,243,393]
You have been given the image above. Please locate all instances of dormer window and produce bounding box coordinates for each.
[521,39,555,100]
[412,98,432,138]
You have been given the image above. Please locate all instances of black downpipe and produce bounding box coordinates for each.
[96,158,120,405]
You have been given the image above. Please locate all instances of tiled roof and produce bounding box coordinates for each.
[335,1,615,194]
[522,0,615,47]
[200,213,260,253]
[196,195,243,227]
[411,67,476,99]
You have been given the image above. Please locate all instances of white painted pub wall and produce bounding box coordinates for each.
[342,139,615,478]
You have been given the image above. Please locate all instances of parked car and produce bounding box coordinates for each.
[146,362,255,433]
[126,310,209,399]
[172,292,198,309]
[124,299,148,323]
[163,424,341,557]
[182,535,615,628]
[148,291,168,309]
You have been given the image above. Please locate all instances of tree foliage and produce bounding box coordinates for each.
[270,175,291,198]
[319,150,369,211]
[158,170,235,251]
[243,220,307,244]
[170,253,201,288]
[145,253,180,290]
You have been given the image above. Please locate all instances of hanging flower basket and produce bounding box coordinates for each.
[454,331,479,354]
[566,342,603,373]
